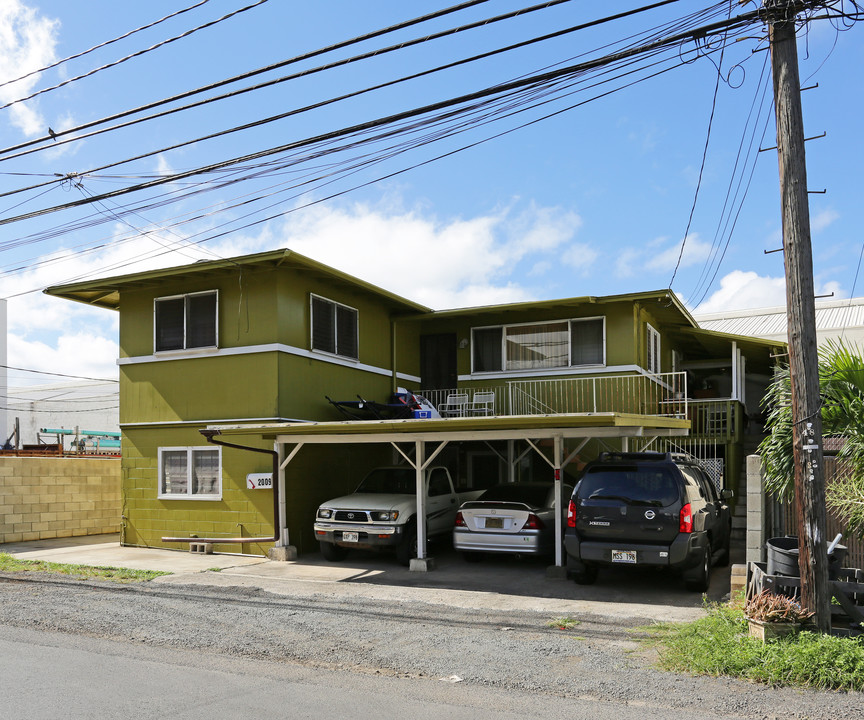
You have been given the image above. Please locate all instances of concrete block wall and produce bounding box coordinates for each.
[746,454,766,564]
[0,456,120,543]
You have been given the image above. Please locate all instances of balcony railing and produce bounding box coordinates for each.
[419,371,687,418]
[507,372,687,417]
[416,374,745,441]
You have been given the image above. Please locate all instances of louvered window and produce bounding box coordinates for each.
[154,291,217,352]
[311,295,358,360]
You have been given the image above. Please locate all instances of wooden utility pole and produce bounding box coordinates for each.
[767,1,830,631]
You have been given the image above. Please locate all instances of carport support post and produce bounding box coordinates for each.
[415,440,427,561]
[553,435,565,571]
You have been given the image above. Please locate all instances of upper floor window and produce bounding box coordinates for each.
[472,317,605,373]
[311,294,358,360]
[158,446,221,500]
[154,291,217,352]
[647,323,661,373]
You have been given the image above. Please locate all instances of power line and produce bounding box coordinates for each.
[668,0,733,289]
[0,365,118,383]
[0,0,500,158]
[0,5,765,230]
[0,0,686,201]
[0,0,213,90]
[0,0,271,111]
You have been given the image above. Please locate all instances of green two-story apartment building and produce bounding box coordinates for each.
[46,248,782,556]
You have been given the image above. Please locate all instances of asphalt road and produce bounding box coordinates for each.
[1,569,862,720]
[0,624,738,720]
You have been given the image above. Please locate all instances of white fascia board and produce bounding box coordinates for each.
[117,342,421,384]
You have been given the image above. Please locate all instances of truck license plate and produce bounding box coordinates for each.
[611,549,636,564]
[342,531,359,543]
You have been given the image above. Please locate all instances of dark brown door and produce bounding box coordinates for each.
[421,333,457,390]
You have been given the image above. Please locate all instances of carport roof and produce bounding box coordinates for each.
[206,412,690,443]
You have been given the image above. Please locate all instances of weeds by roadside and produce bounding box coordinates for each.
[0,552,170,583]
[647,599,864,692]
[547,616,581,630]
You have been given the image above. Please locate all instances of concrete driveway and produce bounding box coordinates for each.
[0,534,738,624]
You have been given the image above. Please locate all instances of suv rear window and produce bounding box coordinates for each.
[578,465,680,506]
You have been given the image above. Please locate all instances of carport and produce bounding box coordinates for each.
[205,412,689,571]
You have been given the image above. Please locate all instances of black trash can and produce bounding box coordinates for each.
[765,536,847,579]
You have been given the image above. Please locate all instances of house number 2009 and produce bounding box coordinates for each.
[247,473,274,490]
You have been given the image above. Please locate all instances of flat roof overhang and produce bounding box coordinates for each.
[206,412,691,444]
[202,412,690,571]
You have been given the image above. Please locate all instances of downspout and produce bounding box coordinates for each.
[162,429,280,545]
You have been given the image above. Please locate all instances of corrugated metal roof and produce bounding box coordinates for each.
[694,298,864,341]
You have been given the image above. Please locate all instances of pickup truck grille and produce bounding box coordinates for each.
[334,510,370,522]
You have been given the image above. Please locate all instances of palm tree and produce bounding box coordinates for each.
[760,340,864,537]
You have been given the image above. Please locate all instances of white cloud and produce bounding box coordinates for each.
[560,243,598,273]
[692,271,787,313]
[7,331,118,382]
[693,270,847,315]
[0,0,59,137]
[272,200,582,309]
[616,234,712,278]
[811,208,839,233]
[5,199,581,379]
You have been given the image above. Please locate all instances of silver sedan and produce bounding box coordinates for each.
[453,482,573,561]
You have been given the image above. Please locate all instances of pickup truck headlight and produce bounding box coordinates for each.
[317,508,333,520]
[371,510,399,522]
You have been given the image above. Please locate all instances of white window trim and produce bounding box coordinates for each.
[153,290,219,354]
[309,293,359,361]
[157,446,222,501]
[470,316,606,374]
[647,323,661,374]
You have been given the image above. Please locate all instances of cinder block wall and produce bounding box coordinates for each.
[0,457,121,543]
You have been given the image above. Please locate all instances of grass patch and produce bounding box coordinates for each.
[547,616,581,630]
[651,600,864,691]
[0,552,170,583]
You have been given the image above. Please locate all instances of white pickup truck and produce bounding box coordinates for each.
[314,466,479,565]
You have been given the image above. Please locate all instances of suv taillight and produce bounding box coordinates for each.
[567,500,577,528]
[454,511,466,527]
[679,503,693,533]
[523,513,544,530]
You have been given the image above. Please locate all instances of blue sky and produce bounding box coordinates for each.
[1,0,862,384]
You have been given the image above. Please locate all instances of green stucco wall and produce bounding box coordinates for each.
[122,427,388,555]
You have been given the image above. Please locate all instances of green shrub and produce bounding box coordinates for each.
[654,601,864,691]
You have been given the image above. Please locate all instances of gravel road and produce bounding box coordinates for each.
[1,571,860,719]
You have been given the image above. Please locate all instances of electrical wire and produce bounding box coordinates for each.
[0,0,213,90]
[0,365,118,382]
[0,0,501,157]
[0,0,271,111]
[0,4,765,230]
[668,0,733,288]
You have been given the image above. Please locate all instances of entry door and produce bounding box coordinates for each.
[420,333,457,390]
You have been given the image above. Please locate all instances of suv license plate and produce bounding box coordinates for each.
[342,531,359,543]
[612,549,636,564]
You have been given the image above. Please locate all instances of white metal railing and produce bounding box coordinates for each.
[507,372,688,417]
[417,371,687,419]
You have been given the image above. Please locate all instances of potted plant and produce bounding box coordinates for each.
[745,590,814,641]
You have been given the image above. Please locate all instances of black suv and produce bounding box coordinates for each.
[564,452,732,591]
